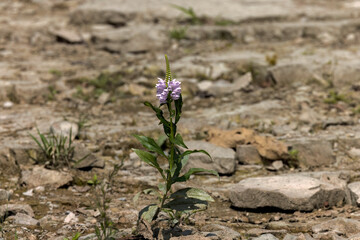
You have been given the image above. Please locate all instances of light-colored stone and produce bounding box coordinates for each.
[73,143,104,169]
[349,182,360,206]
[201,224,241,240]
[252,234,279,240]
[0,189,11,201]
[182,141,236,175]
[21,166,73,188]
[312,217,360,238]
[286,138,335,168]
[50,121,79,140]
[283,233,314,240]
[229,175,346,211]
[236,145,262,165]
[0,204,34,219]
[12,213,39,226]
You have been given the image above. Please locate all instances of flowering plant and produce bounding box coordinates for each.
[133,55,218,228]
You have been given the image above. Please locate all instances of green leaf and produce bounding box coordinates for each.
[158,183,166,194]
[171,154,189,179]
[163,197,208,212]
[144,101,171,136]
[143,188,161,198]
[139,204,159,223]
[172,133,187,148]
[133,192,141,204]
[156,135,167,147]
[170,188,214,202]
[175,168,219,182]
[132,149,165,179]
[133,135,166,157]
[180,149,212,160]
[174,94,183,124]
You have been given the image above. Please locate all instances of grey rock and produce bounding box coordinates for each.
[50,121,79,140]
[283,233,314,240]
[286,138,335,168]
[271,160,284,171]
[229,175,346,211]
[201,224,241,240]
[236,145,262,165]
[312,217,360,238]
[182,141,236,175]
[51,29,83,44]
[0,147,19,175]
[73,144,104,169]
[12,213,39,226]
[0,189,11,201]
[348,182,360,206]
[0,204,34,219]
[252,234,279,240]
[269,64,313,86]
[79,234,97,240]
[92,25,166,53]
[21,166,73,188]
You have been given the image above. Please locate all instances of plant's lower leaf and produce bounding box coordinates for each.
[139,204,158,223]
[158,183,166,194]
[175,168,219,183]
[133,192,141,204]
[169,187,214,202]
[163,197,208,212]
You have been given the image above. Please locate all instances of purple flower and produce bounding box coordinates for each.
[156,78,169,104]
[169,79,181,101]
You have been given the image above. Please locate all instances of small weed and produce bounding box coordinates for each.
[64,232,81,240]
[77,114,91,133]
[29,129,86,169]
[47,85,58,101]
[289,149,299,160]
[49,69,62,77]
[353,106,360,114]
[324,90,348,104]
[214,18,235,26]
[89,162,123,240]
[73,86,90,102]
[171,4,201,25]
[169,27,187,40]
[265,54,277,66]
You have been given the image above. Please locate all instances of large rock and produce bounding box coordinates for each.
[286,138,335,167]
[229,175,346,211]
[12,213,39,226]
[312,218,360,238]
[252,234,279,240]
[182,141,236,175]
[21,166,73,188]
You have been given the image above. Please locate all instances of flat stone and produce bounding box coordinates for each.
[50,121,79,140]
[283,233,314,240]
[286,138,335,168]
[73,144,104,169]
[349,182,360,206]
[252,234,279,240]
[51,29,83,44]
[0,204,34,219]
[182,141,236,175]
[0,189,11,201]
[201,224,241,239]
[236,145,262,165]
[312,217,360,238]
[21,166,73,188]
[229,175,346,211]
[12,213,39,226]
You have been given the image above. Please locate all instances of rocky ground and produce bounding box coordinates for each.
[1,0,360,239]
